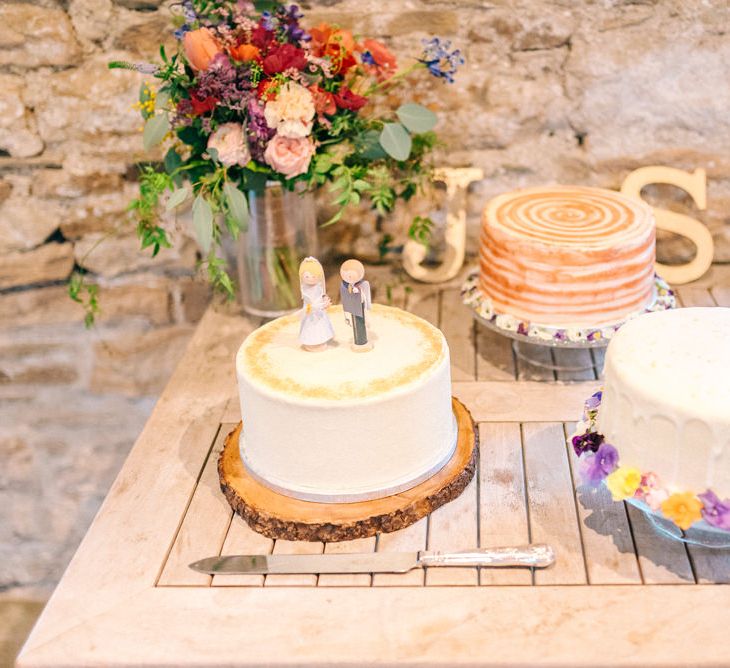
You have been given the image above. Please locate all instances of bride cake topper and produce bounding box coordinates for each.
[340,259,373,352]
[298,257,334,352]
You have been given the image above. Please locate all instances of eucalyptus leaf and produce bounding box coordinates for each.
[396,103,438,133]
[192,194,214,254]
[143,113,170,151]
[357,129,387,160]
[223,181,249,232]
[379,122,412,161]
[165,186,189,212]
[155,90,170,111]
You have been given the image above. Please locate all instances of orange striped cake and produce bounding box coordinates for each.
[479,186,656,326]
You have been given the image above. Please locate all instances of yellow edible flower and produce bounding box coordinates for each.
[661,492,703,531]
[606,467,642,501]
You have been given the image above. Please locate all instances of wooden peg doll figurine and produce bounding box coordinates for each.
[339,258,372,352]
[298,257,334,352]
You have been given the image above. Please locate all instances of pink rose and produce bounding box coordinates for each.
[264,134,315,178]
[207,123,250,167]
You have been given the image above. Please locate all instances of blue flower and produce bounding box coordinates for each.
[261,11,275,31]
[419,37,464,83]
[174,25,191,40]
[182,0,196,23]
[361,51,376,66]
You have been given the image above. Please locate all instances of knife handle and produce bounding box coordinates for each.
[417,544,554,569]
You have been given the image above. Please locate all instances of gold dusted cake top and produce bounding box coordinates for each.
[238,304,447,401]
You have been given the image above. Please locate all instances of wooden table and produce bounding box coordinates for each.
[18,265,730,667]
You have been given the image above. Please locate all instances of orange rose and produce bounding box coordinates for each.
[309,23,356,74]
[183,28,222,71]
[229,43,261,63]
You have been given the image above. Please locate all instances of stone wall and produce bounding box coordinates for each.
[2,0,729,598]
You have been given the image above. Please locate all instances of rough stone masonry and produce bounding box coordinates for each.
[1,0,729,598]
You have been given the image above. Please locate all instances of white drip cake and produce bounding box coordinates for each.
[598,307,730,497]
[235,304,457,502]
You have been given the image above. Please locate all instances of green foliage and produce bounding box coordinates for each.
[192,194,214,253]
[206,253,236,298]
[396,103,437,133]
[68,271,100,328]
[408,215,435,247]
[379,122,412,161]
[128,166,173,257]
[223,181,249,236]
[143,113,170,151]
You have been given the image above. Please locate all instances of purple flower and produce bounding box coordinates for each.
[517,321,528,336]
[698,490,730,530]
[571,430,604,457]
[361,51,376,66]
[419,37,464,83]
[580,443,619,485]
[246,98,275,161]
[196,54,253,112]
[585,391,602,410]
[554,330,567,342]
[261,11,275,30]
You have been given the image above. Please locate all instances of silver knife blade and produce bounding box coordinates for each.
[190,552,418,575]
[189,544,554,575]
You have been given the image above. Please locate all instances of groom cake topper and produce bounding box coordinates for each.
[340,258,372,352]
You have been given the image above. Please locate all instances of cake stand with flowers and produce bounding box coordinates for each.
[461,270,676,373]
[570,391,730,549]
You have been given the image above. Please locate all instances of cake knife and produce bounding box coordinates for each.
[189,544,554,575]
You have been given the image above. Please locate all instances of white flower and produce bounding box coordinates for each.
[495,314,518,332]
[207,123,250,167]
[264,82,315,138]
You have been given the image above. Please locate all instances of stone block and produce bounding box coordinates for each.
[0,74,44,158]
[0,243,74,290]
[68,0,115,46]
[177,278,211,324]
[112,11,176,59]
[0,177,63,253]
[90,324,194,395]
[0,280,172,329]
[0,341,80,386]
[387,11,458,37]
[25,55,141,145]
[73,233,198,278]
[0,4,81,68]
[58,184,139,239]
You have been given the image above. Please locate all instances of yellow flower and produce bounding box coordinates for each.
[606,467,642,501]
[661,492,703,531]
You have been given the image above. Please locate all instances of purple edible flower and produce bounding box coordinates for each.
[554,330,567,342]
[580,443,619,485]
[419,38,464,83]
[517,321,528,336]
[698,490,730,531]
[571,430,604,457]
[585,391,602,410]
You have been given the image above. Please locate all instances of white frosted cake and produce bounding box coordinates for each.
[598,307,730,497]
[235,304,457,502]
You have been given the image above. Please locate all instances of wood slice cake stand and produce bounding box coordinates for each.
[218,397,478,542]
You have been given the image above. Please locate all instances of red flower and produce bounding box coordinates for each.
[250,25,275,50]
[310,86,336,117]
[189,93,217,115]
[262,43,307,75]
[333,87,368,112]
[257,78,278,101]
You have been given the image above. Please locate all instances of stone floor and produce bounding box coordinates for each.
[0,598,45,668]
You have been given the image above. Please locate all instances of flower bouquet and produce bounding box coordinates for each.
[89,0,463,318]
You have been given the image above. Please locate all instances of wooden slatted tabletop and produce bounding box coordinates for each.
[18,264,730,667]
